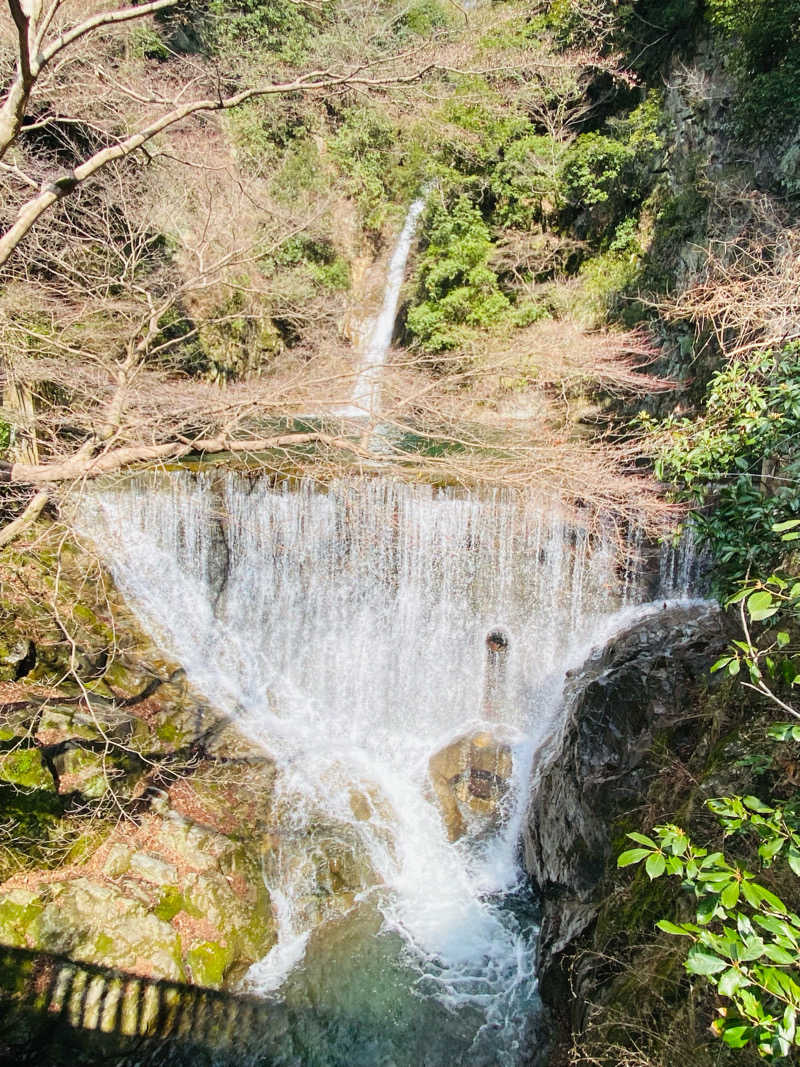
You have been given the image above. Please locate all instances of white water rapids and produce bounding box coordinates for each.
[74,474,698,1065]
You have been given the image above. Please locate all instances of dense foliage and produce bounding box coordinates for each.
[406,196,510,353]
[707,0,800,139]
[620,810,800,1060]
[642,344,800,592]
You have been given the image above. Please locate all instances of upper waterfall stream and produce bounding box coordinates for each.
[75,473,697,1066]
[342,196,426,421]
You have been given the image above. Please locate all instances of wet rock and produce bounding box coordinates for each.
[523,603,730,1010]
[428,729,513,842]
[267,817,381,929]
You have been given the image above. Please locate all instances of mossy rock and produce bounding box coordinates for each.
[52,746,140,800]
[0,638,35,682]
[31,878,186,982]
[186,940,234,986]
[0,890,44,947]
[0,749,54,791]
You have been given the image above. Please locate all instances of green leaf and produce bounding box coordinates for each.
[768,723,795,742]
[742,880,763,909]
[721,1024,751,1048]
[772,520,800,533]
[726,587,753,605]
[618,848,651,867]
[758,885,790,913]
[721,881,741,910]
[645,852,666,879]
[626,831,657,848]
[711,655,734,673]
[743,795,774,813]
[686,947,728,975]
[739,936,766,961]
[764,944,796,965]
[718,967,748,997]
[748,590,776,619]
[656,919,693,937]
[697,895,719,925]
[759,836,785,863]
[777,631,791,648]
[787,847,800,877]
[728,658,741,675]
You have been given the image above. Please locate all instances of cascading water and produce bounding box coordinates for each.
[74,473,697,1066]
[342,196,426,420]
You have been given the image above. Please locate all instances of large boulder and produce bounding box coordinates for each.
[523,603,730,1009]
[0,797,277,989]
[428,728,514,841]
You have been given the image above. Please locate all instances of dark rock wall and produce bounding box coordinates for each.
[524,604,731,1024]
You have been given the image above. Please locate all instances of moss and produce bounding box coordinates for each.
[0,894,44,947]
[156,721,180,744]
[66,826,112,865]
[186,940,232,987]
[154,886,201,924]
[93,931,115,957]
[0,749,54,791]
[99,658,146,695]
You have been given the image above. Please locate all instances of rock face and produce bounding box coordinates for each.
[523,603,730,1014]
[428,729,514,841]
[0,768,279,989]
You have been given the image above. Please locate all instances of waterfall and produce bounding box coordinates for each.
[74,473,698,1065]
[343,197,426,420]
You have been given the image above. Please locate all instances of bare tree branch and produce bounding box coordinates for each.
[0,1,179,161]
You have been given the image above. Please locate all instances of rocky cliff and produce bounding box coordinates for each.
[524,603,732,1055]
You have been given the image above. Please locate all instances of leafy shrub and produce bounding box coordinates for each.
[490,134,566,230]
[642,343,800,591]
[397,0,451,37]
[128,24,171,60]
[275,235,350,290]
[543,0,704,79]
[559,92,665,245]
[329,106,401,232]
[406,195,509,353]
[707,0,800,140]
[577,218,644,322]
[206,0,320,62]
[227,98,316,176]
[620,812,800,1060]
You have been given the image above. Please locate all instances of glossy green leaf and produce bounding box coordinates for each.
[617,848,650,867]
[685,947,728,975]
[656,919,692,937]
[645,852,666,879]
[721,881,741,910]
[721,1024,751,1048]
[626,831,657,848]
[764,943,796,965]
[711,655,733,673]
[718,967,748,997]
